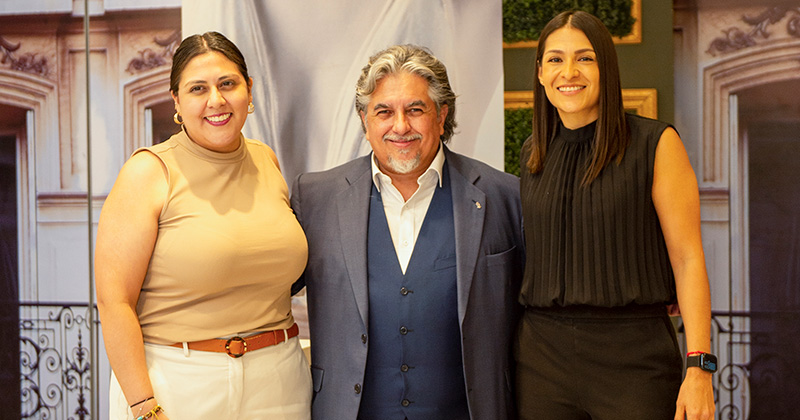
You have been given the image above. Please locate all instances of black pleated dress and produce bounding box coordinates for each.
[515,114,683,420]
[519,114,677,309]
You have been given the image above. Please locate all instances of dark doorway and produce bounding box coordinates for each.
[0,133,20,418]
[742,80,800,419]
[150,100,181,145]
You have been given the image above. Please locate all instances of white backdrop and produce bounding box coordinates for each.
[181,0,505,182]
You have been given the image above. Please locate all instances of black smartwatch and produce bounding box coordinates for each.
[686,352,717,373]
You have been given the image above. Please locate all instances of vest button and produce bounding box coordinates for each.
[400,287,409,296]
[354,383,361,394]
[400,364,409,372]
[399,326,408,335]
[361,334,367,344]
[401,399,411,407]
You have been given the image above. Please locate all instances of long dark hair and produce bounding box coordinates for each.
[169,31,250,95]
[526,10,629,185]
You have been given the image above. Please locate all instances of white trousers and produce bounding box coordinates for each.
[109,336,311,420]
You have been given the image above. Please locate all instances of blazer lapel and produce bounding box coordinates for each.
[336,157,373,329]
[446,149,486,325]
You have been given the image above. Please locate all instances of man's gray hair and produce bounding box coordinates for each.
[355,44,457,143]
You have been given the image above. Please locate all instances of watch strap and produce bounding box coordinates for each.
[686,352,717,373]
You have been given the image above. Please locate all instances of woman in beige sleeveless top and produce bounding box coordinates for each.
[95,32,310,420]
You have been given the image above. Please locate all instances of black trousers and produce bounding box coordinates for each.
[514,304,682,420]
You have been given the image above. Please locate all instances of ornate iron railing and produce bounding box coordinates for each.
[678,310,800,420]
[19,302,97,420]
[16,304,795,419]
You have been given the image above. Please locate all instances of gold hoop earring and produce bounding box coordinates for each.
[248,102,255,114]
[173,112,183,125]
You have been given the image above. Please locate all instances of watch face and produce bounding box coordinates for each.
[701,353,718,372]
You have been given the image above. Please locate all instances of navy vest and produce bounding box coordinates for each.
[358,165,469,420]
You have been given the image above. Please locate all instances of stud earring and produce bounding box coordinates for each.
[248,102,255,114]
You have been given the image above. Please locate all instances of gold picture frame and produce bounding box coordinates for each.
[503,0,642,48]
[503,88,657,119]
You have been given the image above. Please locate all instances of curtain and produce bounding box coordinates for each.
[181,0,504,182]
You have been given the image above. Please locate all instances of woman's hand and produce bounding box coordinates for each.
[674,368,715,420]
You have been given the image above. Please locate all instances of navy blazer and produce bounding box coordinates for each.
[291,146,524,420]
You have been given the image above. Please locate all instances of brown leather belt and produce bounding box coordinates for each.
[169,323,299,358]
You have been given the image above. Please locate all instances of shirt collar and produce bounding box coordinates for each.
[371,142,446,193]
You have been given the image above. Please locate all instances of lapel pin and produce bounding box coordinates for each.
[475,201,482,209]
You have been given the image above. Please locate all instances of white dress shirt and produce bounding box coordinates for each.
[371,144,446,274]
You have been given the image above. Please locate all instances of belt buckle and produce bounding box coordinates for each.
[225,336,247,358]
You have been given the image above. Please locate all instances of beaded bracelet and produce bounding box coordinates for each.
[135,404,163,420]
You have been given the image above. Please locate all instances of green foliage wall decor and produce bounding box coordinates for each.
[503,0,636,43]
[504,107,533,176]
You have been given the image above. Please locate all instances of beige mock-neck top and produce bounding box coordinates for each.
[134,129,307,345]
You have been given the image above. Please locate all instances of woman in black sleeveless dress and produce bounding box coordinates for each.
[515,10,715,420]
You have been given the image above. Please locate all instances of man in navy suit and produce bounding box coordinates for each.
[291,44,524,420]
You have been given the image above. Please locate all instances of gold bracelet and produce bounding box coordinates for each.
[135,404,163,420]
